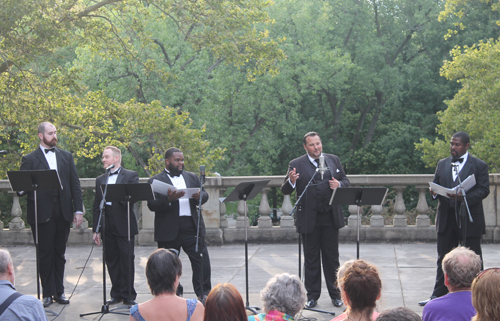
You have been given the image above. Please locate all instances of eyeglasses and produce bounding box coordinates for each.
[167,248,179,258]
[476,267,500,279]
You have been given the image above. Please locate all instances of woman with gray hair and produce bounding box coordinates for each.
[248,273,307,321]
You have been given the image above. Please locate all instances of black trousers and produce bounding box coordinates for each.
[302,210,341,301]
[432,209,483,297]
[31,203,70,298]
[158,216,211,298]
[104,207,136,301]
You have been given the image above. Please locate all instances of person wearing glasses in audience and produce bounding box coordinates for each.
[471,268,500,321]
[130,248,204,321]
[147,148,211,302]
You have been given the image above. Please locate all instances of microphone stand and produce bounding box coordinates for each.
[290,168,335,316]
[195,166,206,304]
[452,164,473,247]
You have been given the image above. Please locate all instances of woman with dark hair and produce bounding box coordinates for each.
[248,273,307,321]
[203,283,247,321]
[129,248,204,321]
[331,260,381,321]
[471,268,500,321]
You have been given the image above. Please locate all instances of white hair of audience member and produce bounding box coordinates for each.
[259,273,307,317]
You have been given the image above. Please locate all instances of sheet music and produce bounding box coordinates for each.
[429,174,476,199]
[151,179,200,199]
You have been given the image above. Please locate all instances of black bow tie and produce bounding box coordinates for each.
[109,170,120,176]
[45,147,55,154]
[452,157,464,163]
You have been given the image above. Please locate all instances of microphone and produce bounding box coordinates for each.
[105,164,115,171]
[200,165,206,184]
[318,155,328,180]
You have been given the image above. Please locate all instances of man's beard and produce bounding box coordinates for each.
[43,136,57,147]
[168,162,183,176]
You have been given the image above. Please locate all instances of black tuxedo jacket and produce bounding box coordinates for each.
[433,153,490,237]
[19,147,83,225]
[147,170,208,242]
[433,155,489,237]
[92,168,139,236]
[281,153,349,234]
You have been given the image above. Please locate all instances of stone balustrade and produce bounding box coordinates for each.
[1,174,499,245]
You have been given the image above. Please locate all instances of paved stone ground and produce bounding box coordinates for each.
[6,243,500,321]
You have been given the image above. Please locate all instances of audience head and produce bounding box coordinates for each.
[260,273,307,317]
[145,248,182,296]
[471,268,500,321]
[339,260,381,318]
[375,307,422,321]
[442,246,481,290]
[204,283,246,321]
[0,248,14,285]
[337,259,355,284]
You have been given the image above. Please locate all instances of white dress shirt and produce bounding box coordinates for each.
[166,170,191,216]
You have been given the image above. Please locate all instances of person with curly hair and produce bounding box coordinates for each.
[331,260,381,321]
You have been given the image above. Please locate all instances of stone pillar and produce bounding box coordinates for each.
[393,186,407,227]
[370,205,384,227]
[416,187,431,227]
[9,192,24,230]
[236,200,249,228]
[141,200,155,229]
[258,187,272,228]
[348,205,359,228]
[203,185,221,229]
[280,194,294,228]
[219,188,228,228]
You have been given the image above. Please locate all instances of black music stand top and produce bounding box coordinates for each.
[223,180,271,203]
[7,169,62,192]
[329,187,388,206]
[102,183,155,203]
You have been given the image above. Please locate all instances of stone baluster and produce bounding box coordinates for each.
[258,187,272,228]
[370,205,384,227]
[416,186,430,227]
[220,188,228,228]
[280,194,294,228]
[236,200,249,228]
[9,192,24,230]
[393,186,407,226]
[348,205,359,228]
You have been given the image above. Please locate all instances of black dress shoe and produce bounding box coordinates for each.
[332,298,343,307]
[123,299,137,306]
[106,297,122,305]
[305,299,317,308]
[42,297,53,307]
[54,293,69,304]
[418,296,437,306]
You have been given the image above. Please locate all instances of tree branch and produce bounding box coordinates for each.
[78,0,123,17]
[153,39,173,68]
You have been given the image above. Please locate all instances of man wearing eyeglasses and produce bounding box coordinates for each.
[147,148,211,302]
[419,131,490,306]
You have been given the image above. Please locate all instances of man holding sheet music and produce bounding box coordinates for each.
[147,147,211,302]
[419,131,490,306]
[92,146,139,306]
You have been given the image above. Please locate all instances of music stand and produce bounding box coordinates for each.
[330,187,388,259]
[7,169,62,316]
[80,183,154,319]
[223,180,270,314]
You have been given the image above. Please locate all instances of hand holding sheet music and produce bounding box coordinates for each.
[429,174,476,199]
[151,179,200,200]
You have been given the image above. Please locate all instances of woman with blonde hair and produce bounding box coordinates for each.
[331,260,381,321]
[471,268,500,321]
